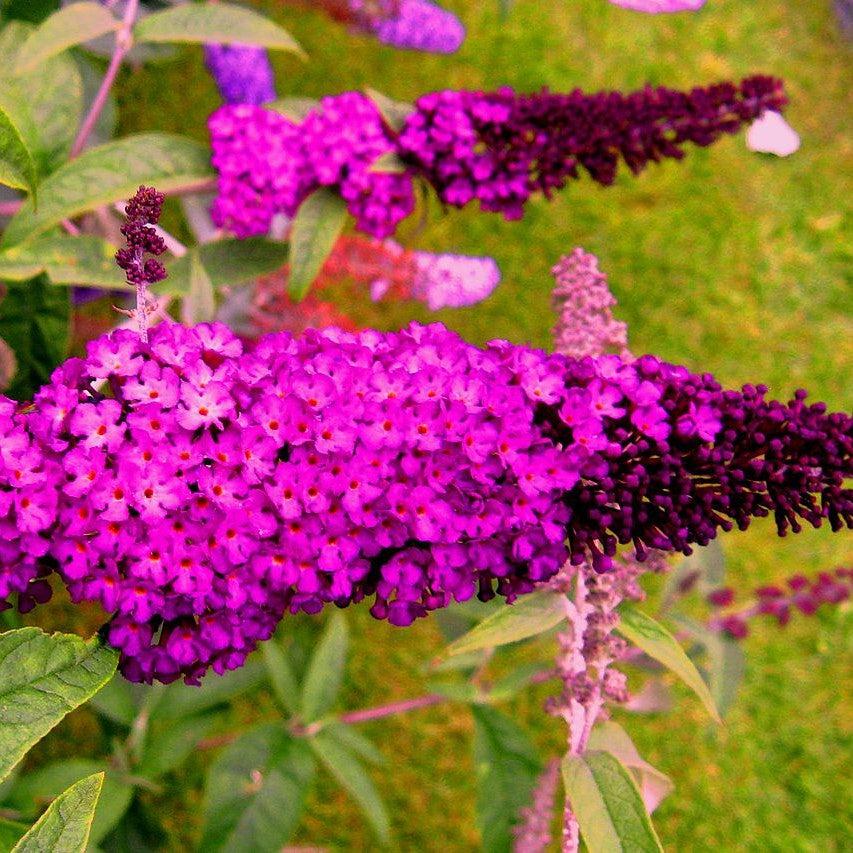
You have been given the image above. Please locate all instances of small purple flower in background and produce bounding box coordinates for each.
[746,111,801,157]
[407,250,500,310]
[551,248,631,360]
[608,0,706,11]
[369,0,465,53]
[203,44,277,105]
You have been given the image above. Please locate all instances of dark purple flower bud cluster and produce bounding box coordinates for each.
[203,44,277,106]
[115,186,167,288]
[0,323,848,683]
[210,93,415,238]
[209,76,786,239]
[708,567,851,638]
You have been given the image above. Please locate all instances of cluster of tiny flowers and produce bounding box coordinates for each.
[513,759,561,853]
[0,321,849,682]
[398,76,786,220]
[551,248,631,360]
[114,187,166,288]
[203,44,276,105]
[323,235,500,310]
[209,76,786,239]
[313,0,465,53]
[608,0,706,12]
[368,0,465,53]
[707,567,851,639]
[210,93,414,238]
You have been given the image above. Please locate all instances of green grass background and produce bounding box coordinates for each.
[76,0,853,849]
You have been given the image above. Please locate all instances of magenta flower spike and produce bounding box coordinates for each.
[0,317,849,684]
[209,76,787,239]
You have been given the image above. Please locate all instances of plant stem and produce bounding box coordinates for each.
[70,0,140,159]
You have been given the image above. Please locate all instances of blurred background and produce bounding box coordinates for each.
[16,0,853,849]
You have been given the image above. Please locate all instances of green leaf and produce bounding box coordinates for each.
[200,724,315,853]
[0,629,118,784]
[300,611,349,723]
[321,722,386,767]
[151,658,266,722]
[155,238,288,296]
[369,151,408,174]
[0,23,85,176]
[488,662,551,702]
[1,133,213,247]
[0,91,37,198]
[0,235,129,289]
[675,616,745,718]
[427,680,483,704]
[471,706,540,853]
[6,760,132,846]
[87,675,137,727]
[445,589,566,657]
[180,249,216,324]
[309,730,391,844]
[11,772,103,853]
[134,3,305,58]
[0,818,28,850]
[287,188,347,302]
[0,274,70,400]
[617,605,721,723]
[16,3,119,73]
[561,751,663,853]
[268,97,319,122]
[364,88,415,133]
[1,0,60,24]
[137,713,220,780]
[587,722,673,813]
[262,639,300,716]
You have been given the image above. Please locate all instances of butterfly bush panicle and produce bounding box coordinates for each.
[209,76,787,239]
[0,316,850,683]
[204,44,276,105]
[707,567,851,638]
[552,248,631,360]
[369,0,465,53]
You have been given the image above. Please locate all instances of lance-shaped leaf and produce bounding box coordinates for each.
[262,638,300,716]
[1,133,213,247]
[309,729,391,844]
[155,238,289,297]
[300,611,349,722]
[200,724,315,852]
[445,589,566,657]
[16,3,119,73]
[0,92,38,198]
[364,88,415,133]
[0,274,70,401]
[151,658,266,722]
[472,706,541,852]
[561,751,663,853]
[11,772,104,853]
[134,3,305,58]
[0,234,129,289]
[6,759,133,846]
[587,722,673,813]
[0,629,118,784]
[288,188,348,302]
[181,249,217,325]
[268,97,319,122]
[617,605,721,723]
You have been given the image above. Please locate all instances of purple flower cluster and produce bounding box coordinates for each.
[210,93,414,238]
[552,248,631,360]
[708,567,852,638]
[369,0,465,53]
[0,322,849,683]
[203,44,276,106]
[209,76,786,239]
[408,249,501,310]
